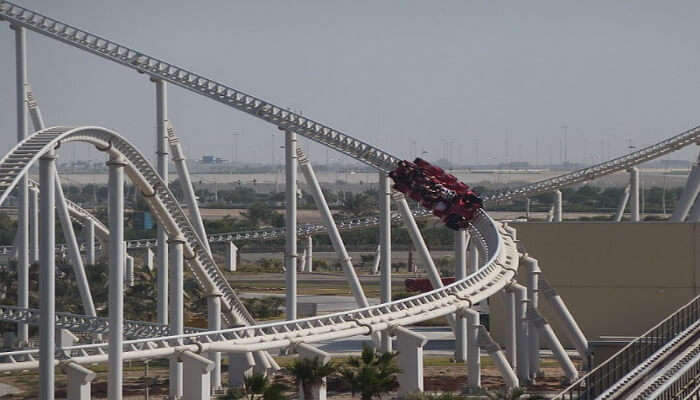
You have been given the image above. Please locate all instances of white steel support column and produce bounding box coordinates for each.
[671,151,700,221]
[629,167,640,222]
[614,185,630,222]
[394,326,428,395]
[62,362,96,400]
[393,193,456,328]
[56,175,96,316]
[299,248,307,272]
[454,230,468,363]
[525,198,531,221]
[169,237,185,399]
[523,255,541,379]
[461,308,481,391]
[306,235,313,272]
[145,247,154,272]
[371,244,381,275]
[225,241,237,272]
[29,187,38,264]
[502,288,517,367]
[107,154,125,400]
[168,126,211,255]
[207,293,222,392]
[513,283,530,384]
[284,130,297,320]
[379,172,392,352]
[125,256,134,287]
[39,148,56,400]
[553,190,562,222]
[478,326,519,389]
[180,351,214,400]
[155,79,169,325]
[527,307,578,383]
[296,343,331,400]
[296,149,370,313]
[540,279,589,369]
[85,219,96,265]
[13,24,29,347]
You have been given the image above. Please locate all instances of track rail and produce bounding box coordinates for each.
[0,127,255,328]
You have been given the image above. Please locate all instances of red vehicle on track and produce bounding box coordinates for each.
[389,158,483,230]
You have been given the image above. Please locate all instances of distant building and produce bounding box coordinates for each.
[200,155,226,164]
[133,211,154,230]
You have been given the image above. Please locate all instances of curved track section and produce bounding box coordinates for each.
[486,124,700,203]
[0,208,517,371]
[0,126,254,327]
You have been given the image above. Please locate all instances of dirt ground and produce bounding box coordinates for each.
[0,356,575,399]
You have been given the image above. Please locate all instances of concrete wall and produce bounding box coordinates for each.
[490,222,699,348]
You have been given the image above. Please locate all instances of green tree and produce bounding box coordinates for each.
[340,344,400,400]
[289,356,337,399]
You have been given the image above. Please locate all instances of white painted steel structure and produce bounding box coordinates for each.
[0,1,699,398]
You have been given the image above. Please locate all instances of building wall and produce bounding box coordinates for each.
[489,222,699,348]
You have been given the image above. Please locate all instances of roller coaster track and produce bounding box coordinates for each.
[0,127,256,329]
[0,304,203,341]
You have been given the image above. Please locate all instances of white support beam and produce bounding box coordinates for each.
[379,172,392,352]
[460,308,481,391]
[180,350,214,400]
[527,306,578,383]
[454,230,467,363]
[285,129,298,321]
[629,167,640,222]
[371,244,381,275]
[306,235,313,272]
[56,175,97,316]
[512,283,530,384]
[61,362,95,400]
[614,185,630,222]
[168,237,185,399]
[39,148,56,400]
[501,288,517,367]
[207,293,223,392]
[394,326,428,395]
[299,248,307,272]
[478,326,519,389]
[85,219,96,265]
[539,279,589,369]
[154,78,169,326]
[393,193,455,332]
[671,151,700,221]
[145,247,154,272]
[29,187,38,264]
[107,154,125,400]
[13,24,29,348]
[227,352,255,387]
[687,192,700,222]
[168,125,212,256]
[125,255,134,287]
[523,255,541,379]
[225,241,237,272]
[297,148,370,312]
[553,190,562,222]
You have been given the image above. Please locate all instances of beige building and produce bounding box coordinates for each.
[489,222,699,350]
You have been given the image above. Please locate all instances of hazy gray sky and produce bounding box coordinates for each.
[1,1,699,168]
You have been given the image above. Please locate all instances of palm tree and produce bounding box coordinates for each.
[289,356,337,399]
[219,373,287,400]
[340,344,401,400]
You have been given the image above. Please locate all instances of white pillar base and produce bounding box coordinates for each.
[62,362,95,400]
[296,343,330,400]
[394,326,427,395]
[227,352,255,387]
[181,350,214,400]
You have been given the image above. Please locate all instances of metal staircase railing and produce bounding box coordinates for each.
[555,294,700,400]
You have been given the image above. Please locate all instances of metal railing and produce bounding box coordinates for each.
[555,295,700,399]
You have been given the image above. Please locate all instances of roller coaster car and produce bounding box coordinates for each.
[389,158,484,231]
